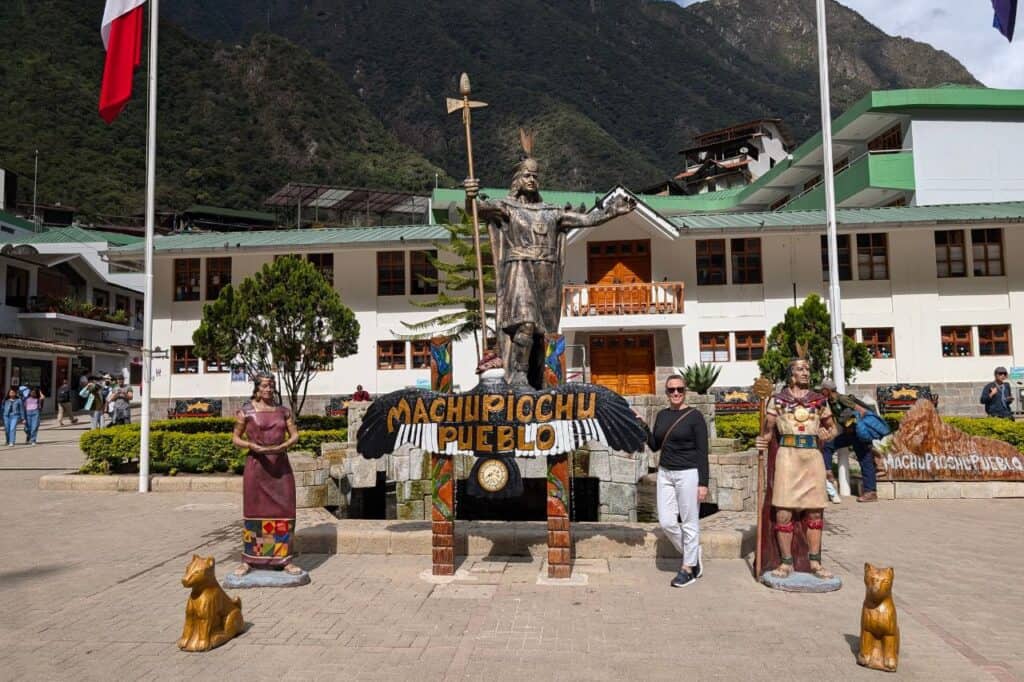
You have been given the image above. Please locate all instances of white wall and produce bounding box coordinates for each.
[912,117,1024,205]
[148,247,478,403]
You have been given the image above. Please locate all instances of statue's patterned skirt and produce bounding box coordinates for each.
[242,452,296,567]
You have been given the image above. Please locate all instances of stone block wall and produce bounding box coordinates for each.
[706,448,757,512]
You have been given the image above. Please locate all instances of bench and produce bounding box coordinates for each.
[167,398,223,419]
[875,384,937,412]
[325,396,352,418]
[713,386,761,414]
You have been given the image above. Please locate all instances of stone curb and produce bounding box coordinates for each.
[876,480,1024,500]
[38,474,243,493]
[295,512,757,560]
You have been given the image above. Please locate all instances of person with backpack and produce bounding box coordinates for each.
[56,380,78,426]
[109,382,133,426]
[3,388,25,446]
[818,379,888,503]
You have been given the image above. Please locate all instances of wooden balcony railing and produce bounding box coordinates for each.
[562,282,685,317]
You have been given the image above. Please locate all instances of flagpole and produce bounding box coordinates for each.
[815,0,850,496]
[139,0,158,493]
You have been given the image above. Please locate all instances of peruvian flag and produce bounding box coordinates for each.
[98,0,146,124]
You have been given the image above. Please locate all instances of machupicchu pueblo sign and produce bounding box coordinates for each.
[874,400,1024,481]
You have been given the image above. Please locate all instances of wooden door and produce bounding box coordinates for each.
[589,334,655,395]
[587,240,651,313]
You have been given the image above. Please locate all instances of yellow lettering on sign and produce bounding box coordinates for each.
[386,400,411,433]
[577,392,596,419]
[475,425,494,453]
[515,395,533,422]
[412,399,429,424]
[536,424,556,451]
[446,395,463,423]
[457,426,473,451]
[438,425,457,450]
[429,398,446,423]
[506,393,515,421]
[554,393,574,420]
[516,426,535,452]
[496,425,515,453]
[463,395,478,422]
[535,394,553,421]
[483,395,504,417]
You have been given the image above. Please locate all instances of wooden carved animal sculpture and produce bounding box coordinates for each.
[723,390,750,402]
[858,563,899,672]
[186,400,211,412]
[178,555,243,652]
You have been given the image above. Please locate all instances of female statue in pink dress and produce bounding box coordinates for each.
[231,373,303,577]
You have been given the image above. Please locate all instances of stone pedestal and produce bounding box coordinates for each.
[430,453,455,576]
[546,454,572,579]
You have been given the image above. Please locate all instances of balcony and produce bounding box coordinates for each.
[785,149,915,210]
[563,281,685,320]
[18,296,133,332]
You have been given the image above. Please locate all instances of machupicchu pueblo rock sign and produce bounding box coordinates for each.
[357,73,643,578]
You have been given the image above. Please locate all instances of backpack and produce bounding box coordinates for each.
[57,386,72,403]
[855,412,891,442]
[112,398,131,425]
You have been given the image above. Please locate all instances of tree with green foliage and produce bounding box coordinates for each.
[192,256,359,416]
[397,213,496,356]
[758,294,872,386]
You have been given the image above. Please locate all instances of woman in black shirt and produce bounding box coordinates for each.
[644,374,709,588]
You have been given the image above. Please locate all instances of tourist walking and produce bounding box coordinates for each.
[80,379,105,429]
[980,366,1014,419]
[56,380,78,426]
[23,388,44,445]
[641,375,709,588]
[3,388,25,446]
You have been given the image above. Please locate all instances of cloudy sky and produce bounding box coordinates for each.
[677,1,1024,88]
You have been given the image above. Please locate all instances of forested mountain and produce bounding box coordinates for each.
[0,0,977,217]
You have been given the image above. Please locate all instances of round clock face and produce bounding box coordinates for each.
[477,458,509,493]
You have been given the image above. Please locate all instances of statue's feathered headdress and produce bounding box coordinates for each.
[510,127,541,198]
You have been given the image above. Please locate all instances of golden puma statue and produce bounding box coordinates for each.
[858,563,899,672]
[178,555,243,652]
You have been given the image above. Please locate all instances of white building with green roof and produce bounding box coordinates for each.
[0,222,145,406]
[109,87,1024,416]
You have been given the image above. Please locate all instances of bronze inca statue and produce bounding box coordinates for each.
[465,130,636,388]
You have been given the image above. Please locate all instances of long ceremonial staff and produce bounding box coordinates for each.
[752,376,774,580]
[446,73,488,359]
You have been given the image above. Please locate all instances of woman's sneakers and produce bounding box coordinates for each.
[670,569,696,588]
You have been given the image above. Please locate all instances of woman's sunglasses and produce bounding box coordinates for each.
[666,387,686,394]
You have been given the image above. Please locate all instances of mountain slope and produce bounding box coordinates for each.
[687,0,979,108]
[0,0,448,216]
[162,0,978,193]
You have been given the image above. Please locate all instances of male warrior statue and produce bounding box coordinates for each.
[464,131,636,388]
[755,358,838,582]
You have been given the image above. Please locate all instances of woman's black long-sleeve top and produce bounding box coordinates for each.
[646,407,709,486]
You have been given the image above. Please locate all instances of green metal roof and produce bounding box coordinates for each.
[108,224,451,257]
[0,225,143,246]
[185,204,277,223]
[431,185,746,218]
[671,201,1024,231]
[0,210,37,232]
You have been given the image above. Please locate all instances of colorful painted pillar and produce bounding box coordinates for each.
[429,336,453,392]
[431,453,455,576]
[543,333,567,388]
[546,454,572,579]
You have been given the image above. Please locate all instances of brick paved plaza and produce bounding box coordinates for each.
[2,421,1022,681]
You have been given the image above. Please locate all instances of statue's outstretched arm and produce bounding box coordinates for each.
[463,178,506,222]
[558,194,636,230]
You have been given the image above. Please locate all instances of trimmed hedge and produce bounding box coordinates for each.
[80,425,347,474]
[714,413,1024,453]
[105,415,347,435]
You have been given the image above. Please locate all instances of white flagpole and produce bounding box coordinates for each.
[139,0,158,493]
[815,0,850,496]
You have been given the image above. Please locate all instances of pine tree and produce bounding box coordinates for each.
[397,213,497,356]
[758,294,872,386]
